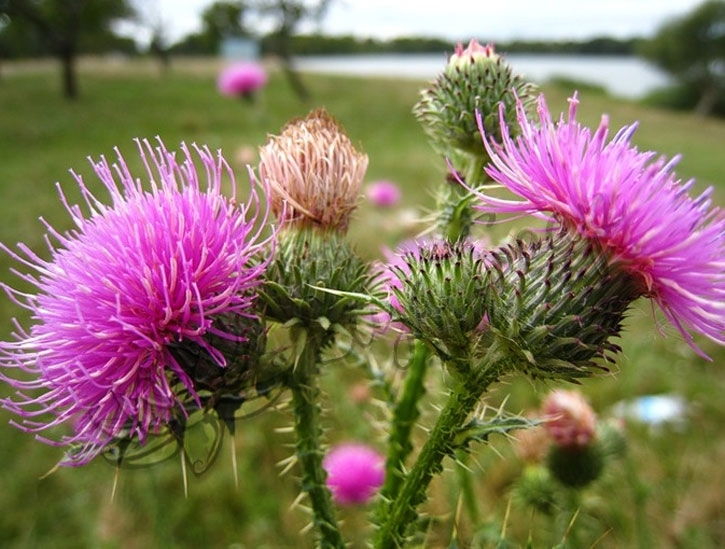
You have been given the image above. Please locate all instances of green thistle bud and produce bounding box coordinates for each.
[513,464,557,515]
[413,40,537,184]
[259,227,374,345]
[389,239,489,373]
[485,232,641,382]
[547,440,605,488]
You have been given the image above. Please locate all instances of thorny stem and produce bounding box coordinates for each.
[289,330,345,549]
[373,350,506,548]
[377,340,431,508]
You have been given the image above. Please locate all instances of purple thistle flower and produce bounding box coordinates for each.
[323,443,385,505]
[473,93,725,355]
[0,139,274,465]
[217,62,268,99]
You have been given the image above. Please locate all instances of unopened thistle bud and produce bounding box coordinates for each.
[258,109,368,233]
[413,40,537,183]
[547,441,604,488]
[386,239,489,374]
[485,231,641,382]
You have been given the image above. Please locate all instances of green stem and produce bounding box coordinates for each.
[289,331,345,549]
[373,361,503,548]
[624,447,651,548]
[377,340,431,506]
[455,449,480,527]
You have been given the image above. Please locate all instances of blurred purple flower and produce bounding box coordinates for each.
[323,443,385,505]
[366,180,401,207]
[0,139,274,465]
[217,62,268,99]
[473,92,725,356]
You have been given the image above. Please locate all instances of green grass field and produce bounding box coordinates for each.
[1,57,724,548]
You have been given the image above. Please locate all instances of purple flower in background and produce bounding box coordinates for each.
[217,62,268,100]
[366,180,401,207]
[0,139,274,465]
[473,93,725,355]
[323,443,385,505]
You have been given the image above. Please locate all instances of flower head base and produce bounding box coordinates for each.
[542,389,597,449]
[258,227,376,344]
[475,93,725,356]
[217,62,268,100]
[385,239,489,371]
[323,443,385,505]
[485,233,636,381]
[258,109,369,233]
[0,139,274,465]
[413,40,537,184]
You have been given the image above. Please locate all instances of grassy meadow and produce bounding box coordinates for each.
[1,56,725,548]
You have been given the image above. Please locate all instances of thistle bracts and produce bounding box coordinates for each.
[386,239,489,373]
[259,227,375,345]
[413,40,537,185]
[485,232,641,382]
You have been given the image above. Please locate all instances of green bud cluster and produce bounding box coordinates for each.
[485,232,641,382]
[259,227,374,342]
[390,240,489,372]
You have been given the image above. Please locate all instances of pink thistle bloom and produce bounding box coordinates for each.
[473,93,725,355]
[366,180,401,207]
[448,39,497,67]
[0,139,274,465]
[323,443,385,505]
[217,62,268,98]
[542,389,597,449]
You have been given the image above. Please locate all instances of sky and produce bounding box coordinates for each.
[133,0,707,46]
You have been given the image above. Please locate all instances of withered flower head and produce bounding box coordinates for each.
[258,109,368,233]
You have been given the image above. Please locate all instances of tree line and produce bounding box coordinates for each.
[1,0,723,116]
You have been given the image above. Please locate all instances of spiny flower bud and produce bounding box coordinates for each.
[413,40,537,183]
[547,441,605,488]
[485,231,641,382]
[542,389,597,449]
[513,465,557,515]
[258,227,375,343]
[258,109,368,233]
[386,239,489,372]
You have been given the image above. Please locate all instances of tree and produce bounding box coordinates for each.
[251,0,334,101]
[0,0,134,99]
[639,0,725,116]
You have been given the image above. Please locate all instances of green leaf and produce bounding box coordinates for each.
[454,415,540,449]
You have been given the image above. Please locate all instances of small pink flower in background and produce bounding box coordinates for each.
[542,389,597,449]
[366,180,401,207]
[323,443,385,505]
[217,62,268,99]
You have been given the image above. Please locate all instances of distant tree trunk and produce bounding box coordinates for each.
[150,36,171,75]
[695,84,719,117]
[59,45,78,100]
[275,27,309,102]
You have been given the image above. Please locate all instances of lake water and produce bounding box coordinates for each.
[293,53,673,99]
